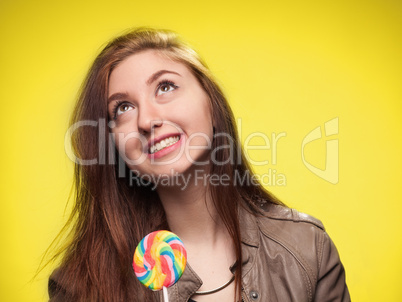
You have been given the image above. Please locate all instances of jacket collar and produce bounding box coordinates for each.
[164,262,202,301]
[228,206,260,278]
[238,205,260,248]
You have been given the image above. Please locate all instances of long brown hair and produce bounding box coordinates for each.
[50,28,283,301]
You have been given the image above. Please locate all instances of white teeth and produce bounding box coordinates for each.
[149,136,180,154]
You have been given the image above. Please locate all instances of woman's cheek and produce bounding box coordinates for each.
[112,129,147,163]
[185,132,213,164]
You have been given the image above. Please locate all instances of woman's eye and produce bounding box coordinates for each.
[156,82,177,96]
[115,103,134,116]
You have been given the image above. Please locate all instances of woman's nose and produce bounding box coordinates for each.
[137,103,162,135]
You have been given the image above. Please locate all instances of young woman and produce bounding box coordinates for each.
[48,28,350,302]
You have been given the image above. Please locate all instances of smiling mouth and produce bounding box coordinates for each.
[149,135,180,154]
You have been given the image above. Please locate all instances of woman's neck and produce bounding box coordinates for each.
[156,168,236,300]
[156,174,223,244]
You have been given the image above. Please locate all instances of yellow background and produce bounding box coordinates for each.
[1,0,401,301]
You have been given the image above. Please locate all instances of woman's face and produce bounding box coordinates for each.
[108,50,213,180]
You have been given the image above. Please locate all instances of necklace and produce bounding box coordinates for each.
[194,275,235,295]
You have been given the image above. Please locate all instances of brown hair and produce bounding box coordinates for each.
[49,28,283,301]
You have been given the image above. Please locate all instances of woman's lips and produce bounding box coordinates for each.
[147,133,183,159]
[149,135,180,154]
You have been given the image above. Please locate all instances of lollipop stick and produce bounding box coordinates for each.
[162,286,169,302]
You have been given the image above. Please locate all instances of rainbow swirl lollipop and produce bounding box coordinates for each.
[133,230,187,291]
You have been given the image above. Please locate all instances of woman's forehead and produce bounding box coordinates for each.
[108,50,194,94]
[113,50,188,75]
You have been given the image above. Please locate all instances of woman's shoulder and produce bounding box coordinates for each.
[240,202,328,261]
[240,202,350,301]
[256,202,325,229]
[48,268,69,301]
[251,202,329,262]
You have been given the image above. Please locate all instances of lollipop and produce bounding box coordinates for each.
[133,230,187,301]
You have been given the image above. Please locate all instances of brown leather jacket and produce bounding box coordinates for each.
[159,203,350,302]
[49,204,350,301]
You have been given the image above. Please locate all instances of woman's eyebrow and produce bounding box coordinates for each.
[108,70,181,103]
[107,92,129,104]
[146,70,181,85]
